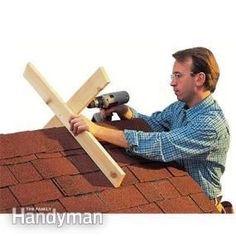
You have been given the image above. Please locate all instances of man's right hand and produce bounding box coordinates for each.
[100,105,133,120]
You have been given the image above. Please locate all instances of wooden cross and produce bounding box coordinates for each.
[23,63,126,187]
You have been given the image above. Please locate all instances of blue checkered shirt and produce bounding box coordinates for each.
[124,95,230,199]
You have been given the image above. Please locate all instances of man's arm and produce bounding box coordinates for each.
[69,115,129,148]
[95,125,129,148]
[101,103,174,132]
[69,113,221,162]
[69,102,178,153]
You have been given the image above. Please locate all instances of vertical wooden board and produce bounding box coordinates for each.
[23,63,125,187]
[44,67,110,128]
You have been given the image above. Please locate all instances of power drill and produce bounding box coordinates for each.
[87,91,130,122]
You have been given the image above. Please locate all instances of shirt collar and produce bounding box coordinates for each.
[184,94,215,120]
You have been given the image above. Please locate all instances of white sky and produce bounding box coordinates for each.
[0,0,235,234]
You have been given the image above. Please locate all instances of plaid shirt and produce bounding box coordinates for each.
[124,95,230,199]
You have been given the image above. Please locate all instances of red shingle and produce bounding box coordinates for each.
[59,194,109,213]
[32,158,79,178]
[135,182,163,202]
[157,196,203,213]
[35,152,63,159]
[54,175,81,196]
[98,185,148,211]
[129,162,172,182]
[190,193,218,213]
[152,179,181,199]
[139,203,163,213]
[112,207,141,213]
[55,173,107,196]
[67,154,99,174]
[10,180,62,206]
[120,167,139,186]
[0,166,18,187]
[169,176,203,196]
[62,149,86,157]
[8,162,42,183]
[107,148,140,167]
[0,188,19,211]
[0,154,37,165]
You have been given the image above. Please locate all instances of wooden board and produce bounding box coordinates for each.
[44,67,110,128]
[23,63,125,187]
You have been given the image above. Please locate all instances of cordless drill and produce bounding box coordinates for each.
[87,91,130,122]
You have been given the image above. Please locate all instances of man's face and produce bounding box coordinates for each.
[170,58,196,104]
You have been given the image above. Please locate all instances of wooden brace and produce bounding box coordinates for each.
[23,63,125,187]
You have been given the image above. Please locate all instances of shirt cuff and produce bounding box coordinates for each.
[124,129,139,151]
[123,129,163,160]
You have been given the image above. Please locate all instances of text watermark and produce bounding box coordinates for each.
[12,208,103,227]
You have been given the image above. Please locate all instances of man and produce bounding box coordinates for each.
[69,47,230,205]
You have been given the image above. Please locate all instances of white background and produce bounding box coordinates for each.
[0,0,235,235]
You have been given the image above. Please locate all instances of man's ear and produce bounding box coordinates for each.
[195,72,206,87]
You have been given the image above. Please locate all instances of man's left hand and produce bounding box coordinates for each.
[69,115,97,136]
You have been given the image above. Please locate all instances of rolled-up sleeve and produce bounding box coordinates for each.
[124,130,163,160]
[124,119,218,162]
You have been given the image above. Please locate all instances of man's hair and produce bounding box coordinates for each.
[172,47,220,92]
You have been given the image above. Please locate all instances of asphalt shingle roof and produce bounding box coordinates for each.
[0,119,218,213]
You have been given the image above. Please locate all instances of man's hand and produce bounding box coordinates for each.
[100,105,132,120]
[69,115,98,136]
